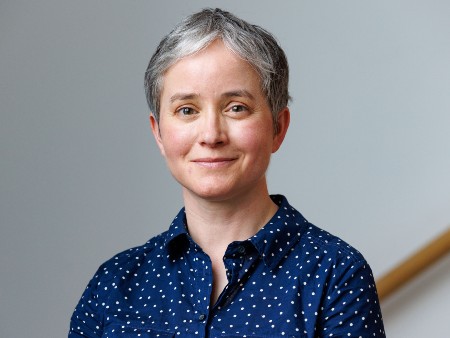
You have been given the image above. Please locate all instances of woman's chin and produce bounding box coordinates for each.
[182,184,238,203]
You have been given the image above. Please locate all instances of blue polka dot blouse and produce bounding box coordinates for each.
[70,195,385,337]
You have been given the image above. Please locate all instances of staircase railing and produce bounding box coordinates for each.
[376,226,450,301]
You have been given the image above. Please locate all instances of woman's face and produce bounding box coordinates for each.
[151,40,289,203]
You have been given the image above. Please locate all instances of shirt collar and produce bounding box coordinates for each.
[248,195,307,270]
[164,195,308,270]
[162,208,190,250]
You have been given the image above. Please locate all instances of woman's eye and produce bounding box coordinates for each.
[177,107,196,115]
[230,105,247,113]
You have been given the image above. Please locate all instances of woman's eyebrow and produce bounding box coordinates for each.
[169,90,254,103]
[221,90,255,100]
[170,93,199,103]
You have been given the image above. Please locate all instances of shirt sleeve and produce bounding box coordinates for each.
[69,265,106,337]
[320,259,386,337]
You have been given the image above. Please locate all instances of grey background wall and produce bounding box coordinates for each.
[1,1,449,336]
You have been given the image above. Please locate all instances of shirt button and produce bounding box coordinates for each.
[198,314,206,321]
[237,246,246,254]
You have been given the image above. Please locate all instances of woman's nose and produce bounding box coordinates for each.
[198,111,228,147]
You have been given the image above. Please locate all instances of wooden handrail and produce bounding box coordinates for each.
[376,226,450,301]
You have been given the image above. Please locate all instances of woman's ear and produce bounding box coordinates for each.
[150,114,166,157]
[272,107,290,153]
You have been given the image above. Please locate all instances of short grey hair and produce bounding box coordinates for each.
[144,8,290,133]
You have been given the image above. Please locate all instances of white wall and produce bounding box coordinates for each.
[1,1,449,336]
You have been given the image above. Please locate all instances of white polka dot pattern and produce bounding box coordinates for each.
[69,195,385,337]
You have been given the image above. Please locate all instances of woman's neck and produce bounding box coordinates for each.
[182,183,278,258]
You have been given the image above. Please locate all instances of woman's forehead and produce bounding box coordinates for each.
[160,41,264,102]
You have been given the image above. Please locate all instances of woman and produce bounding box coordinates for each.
[70,8,385,337]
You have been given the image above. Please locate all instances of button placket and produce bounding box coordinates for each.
[190,245,213,333]
[237,245,246,255]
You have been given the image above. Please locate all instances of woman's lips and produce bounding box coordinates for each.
[192,157,237,168]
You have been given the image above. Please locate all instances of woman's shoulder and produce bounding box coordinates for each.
[93,230,170,282]
[298,221,367,265]
[272,195,368,265]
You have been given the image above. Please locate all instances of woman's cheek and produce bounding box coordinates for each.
[163,126,194,157]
